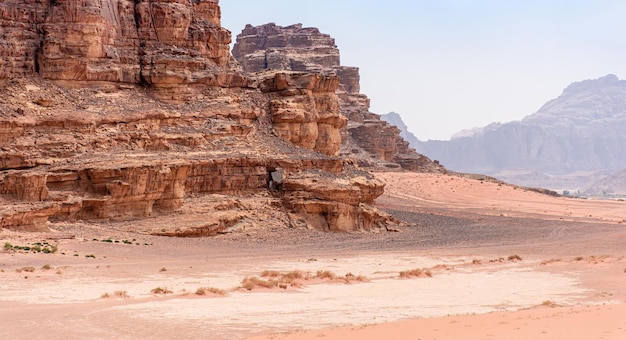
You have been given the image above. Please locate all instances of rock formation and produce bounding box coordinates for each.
[415,75,626,190]
[0,1,394,233]
[232,23,442,172]
[259,72,346,156]
[380,112,421,150]
[1,0,246,101]
[583,168,626,198]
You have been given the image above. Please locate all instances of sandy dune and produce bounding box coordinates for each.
[1,171,625,339]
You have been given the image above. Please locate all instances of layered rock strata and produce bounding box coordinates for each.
[258,72,347,156]
[232,23,442,172]
[0,1,392,233]
[1,0,247,101]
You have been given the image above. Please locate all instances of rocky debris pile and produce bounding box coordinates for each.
[0,1,394,233]
[232,23,443,172]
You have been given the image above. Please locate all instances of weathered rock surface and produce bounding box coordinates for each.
[0,1,392,233]
[1,0,248,101]
[416,75,626,190]
[259,71,346,156]
[232,23,442,172]
[583,168,626,198]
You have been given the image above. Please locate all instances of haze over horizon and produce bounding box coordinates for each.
[222,0,626,141]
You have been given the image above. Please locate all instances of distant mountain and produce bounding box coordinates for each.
[380,112,420,147]
[413,74,626,190]
[583,168,626,197]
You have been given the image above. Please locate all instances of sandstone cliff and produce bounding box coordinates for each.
[0,1,393,233]
[232,23,442,172]
[416,75,626,190]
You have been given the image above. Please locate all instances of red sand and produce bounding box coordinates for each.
[1,171,625,339]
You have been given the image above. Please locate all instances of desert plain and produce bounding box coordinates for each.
[1,171,625,339]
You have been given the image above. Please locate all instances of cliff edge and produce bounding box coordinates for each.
[0,1,394,233]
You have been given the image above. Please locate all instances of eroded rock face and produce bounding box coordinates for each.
[38,0,140,83]
[0,0,50,79]
[233,23,441,172]
[1,0,248,101]
[282,170,392,232]
[260,72,346,156]
[0,3,392,233]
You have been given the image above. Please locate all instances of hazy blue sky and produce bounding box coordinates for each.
[221,1,626,140]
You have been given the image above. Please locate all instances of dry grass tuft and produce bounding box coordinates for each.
[159,267,167,272]
[100,292,110,298]
[241,276,279,290]
[541,258,562,265]
[508,255,523,262]
[574,256,585,261]
[472,259,482,265]
[315,270,336,280]
[195,287,226,296]
[114,290,130,298]
[260,270,281,278]
[16,266,36,273]
[399,268,433,278]
[541,300,559,308]
[241,269,369,291]
[41,264,52,270]
[282,270,307,281]
[344,272,369,283]
[151,287,173,294]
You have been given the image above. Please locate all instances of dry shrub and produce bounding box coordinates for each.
[16,266,36,273]
[508,255,522,262]
[114,290,130,298]
[159,267,167,272]
[41,264,52,270]
[261,270,281,278]
[315,270,336,280]
[151,287,173,294]
[574,256,584,261]
[472,259,482,265]
[541,258,562,265]
[195,287,226,296]
[399,268,432,278]
[241,276,279,290]
[243,269,367,290]
[344,272,368,283]
[541,300,558,308]
[101,292,111,298]
[282,270,307,281]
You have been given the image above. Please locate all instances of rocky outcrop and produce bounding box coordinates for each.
[416,75,626,190]
[1,0,248,101]
[282,170,392,232]
[259,72,346,156]
[0,1,393,233]
[232,23,442,172]
[381,112,421,150]
[583,168,626,197]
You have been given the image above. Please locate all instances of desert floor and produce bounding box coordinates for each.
[1,171,625,339]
